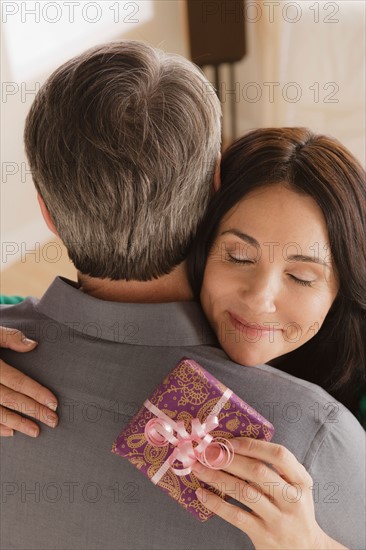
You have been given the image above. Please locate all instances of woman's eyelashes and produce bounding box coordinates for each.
[288,274,314,287]
[226,254,253,265]
[226,253,315,287]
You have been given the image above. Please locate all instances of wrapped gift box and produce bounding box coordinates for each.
[112,357,275,522]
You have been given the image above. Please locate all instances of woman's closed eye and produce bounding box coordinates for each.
[288,274,314,287]
[226,254,316,287]
[227,254,254,264]
[226,254,254,264]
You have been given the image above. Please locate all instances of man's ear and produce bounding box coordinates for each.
[213,154,221,194]
[37,193,59,237]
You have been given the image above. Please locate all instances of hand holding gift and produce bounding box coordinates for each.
[112,358,275,522]
[192,438,348,549]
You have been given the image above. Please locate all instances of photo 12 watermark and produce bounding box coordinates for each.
[1,162,34,184]
[1,1,140,25]
[1,479,140,504]
[196,478,340,505]
[202,80,340,105]
[0,320,141,344]
[1,82,40,103]
[200,1,340,24]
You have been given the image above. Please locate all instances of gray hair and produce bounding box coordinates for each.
[24,40,221,280]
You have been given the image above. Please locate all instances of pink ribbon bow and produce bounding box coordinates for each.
[143,388,235,484]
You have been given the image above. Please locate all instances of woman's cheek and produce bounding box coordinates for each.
[201,264,231,324]
[289,296,331,346]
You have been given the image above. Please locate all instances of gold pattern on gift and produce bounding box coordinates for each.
[262,423,274,441]
[198,396,231,421]
[152,373,211,408]
[226,417,241,431]
[190,498,213,520]
[150,465,181,501]
[178,469,201,490]
[170,411,193,435]
[144,442,169,464]
[179,381,209,406]
[214,380,228,394]
[130,456,146,470]
[177,361,212,405]
[242,422,263,438]
[126,433,146,449]
[175,361,210,385]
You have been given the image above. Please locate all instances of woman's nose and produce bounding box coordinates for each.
[241,277,277,314]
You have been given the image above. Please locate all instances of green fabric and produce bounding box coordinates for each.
[0,295,25,305]
[356,385,366,431]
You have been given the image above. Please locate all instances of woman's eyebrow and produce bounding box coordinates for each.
[219,229,330,267]
[287,254,330,268]
[220,229,258,246]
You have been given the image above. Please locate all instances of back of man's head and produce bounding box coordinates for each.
[24,40,221,281]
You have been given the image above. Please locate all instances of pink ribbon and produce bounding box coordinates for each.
[143,388,235,484]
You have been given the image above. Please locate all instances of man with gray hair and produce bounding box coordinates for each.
[0,40,364,550]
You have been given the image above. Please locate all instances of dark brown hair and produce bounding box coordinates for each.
[188,127,366,414]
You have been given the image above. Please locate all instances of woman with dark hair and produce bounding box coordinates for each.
[186,127,365,548]
[189,127,366,418]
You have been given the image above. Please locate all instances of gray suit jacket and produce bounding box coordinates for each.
[1,277,365,549]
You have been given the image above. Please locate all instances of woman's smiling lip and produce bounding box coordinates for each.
[228,312,283,332]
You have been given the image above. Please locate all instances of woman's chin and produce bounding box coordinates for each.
[225,347,273,368]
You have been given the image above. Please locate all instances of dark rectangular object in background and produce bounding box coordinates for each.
[186,0,246,66]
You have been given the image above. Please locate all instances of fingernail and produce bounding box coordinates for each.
[21,337,37,346]
[48,416,58,428]
[4,429,14,437]
[47,402,58,411]
[195,488,205,500]
[30,427,39,437]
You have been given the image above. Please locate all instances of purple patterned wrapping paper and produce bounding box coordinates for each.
[111,357,275,522]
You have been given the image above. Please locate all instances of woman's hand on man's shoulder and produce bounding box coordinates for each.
[0,326,58,437]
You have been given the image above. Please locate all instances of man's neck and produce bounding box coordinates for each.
[77,261,195,303]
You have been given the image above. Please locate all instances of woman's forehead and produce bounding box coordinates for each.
[218,184,332,259]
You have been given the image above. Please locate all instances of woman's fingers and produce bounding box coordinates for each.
[192,436,312,518]
[229,437,313,487]
[0,327,38,352]
[0,405,41,437]
[192,459,279,521]
[0,424,14,436]
[0,382,58,429]
[192,439,326,549]
[0,359,58,412]
[0,358,58,437]
[195,485,263,534]
[225,454,301,506]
